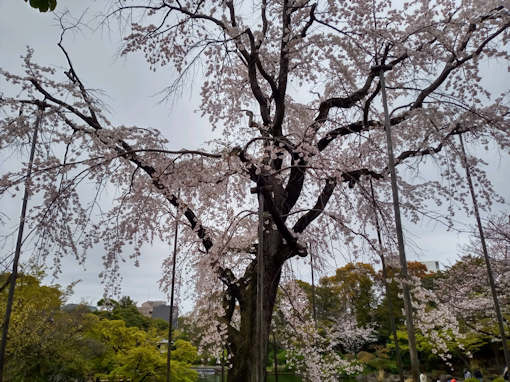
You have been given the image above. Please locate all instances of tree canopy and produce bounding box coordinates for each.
[1,0,510,380]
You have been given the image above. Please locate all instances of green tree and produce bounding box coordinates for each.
[0,273,98,381]
[296,263,378,328]
[171,339,198,364]
[328,263,377,327]
[296,279,342,325]
[88,318,198,382]
[374,261,430,340]
[96,295,153,330]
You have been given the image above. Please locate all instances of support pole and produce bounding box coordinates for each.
[221,350,225,382]
[379,69,420,381]
[309,246,317,326]
[166,194,180,382]
[0,105,44,382]
[251,185,266,382]
[257,189,265,382]
[369,178,405,382]
[458,134,510,372]
[273,331,278,382]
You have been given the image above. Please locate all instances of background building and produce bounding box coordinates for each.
[138,300,178,327]
[138,300,165,317]
[422,261,440,273]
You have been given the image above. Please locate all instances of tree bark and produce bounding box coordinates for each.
[227,231,285,382]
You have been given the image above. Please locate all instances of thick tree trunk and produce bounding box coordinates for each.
[227,230,285,382]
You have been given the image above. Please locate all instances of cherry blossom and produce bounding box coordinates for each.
[1,0,510,379]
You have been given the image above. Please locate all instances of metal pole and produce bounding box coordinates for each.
[256,189,265,382]
[221,280,226,382]
[166,193,180,382]
[458,134,510,372]
[221,350,225,382]
[250,183,267,382]
[379,69,420,381]
[0,105,44,382]
[273,331,278,382]
[369,178,404,382]
[309,246,317,326]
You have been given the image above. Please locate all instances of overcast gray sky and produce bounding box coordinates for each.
[1,0,509,311]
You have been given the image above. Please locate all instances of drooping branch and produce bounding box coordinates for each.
[28,76,215,252]
[299,3,317,38]
[313,59,404,129]
[281,156,307,218]
[57,17,99,128]
[313,9,508,150]
[363,81,382,127]
[292,177,337,234]
[29,79,101,129]
[341,169,384,188]
[412,19,509,110]
[317,120,379,151]
[315,70,379,124]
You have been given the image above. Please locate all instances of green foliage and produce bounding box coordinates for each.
[95,295,154,330]
[24,0,56,12]
[172,339,198,364]
[297,263,377,328]
[110,344,166,381]
[153,317,170,331]
[112,303,151,328]
[358,347,399,374]
[491,377,505,382]
[167,361,199,382]
[0,273,98,381]
[89,318,198,381]
[1,274,197,381]
[373,278,404,339]
[267,348,292,372]
[386,328,444,367]
[296,279,342,324]
[329,263,377,327]
[89,318,149,355]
